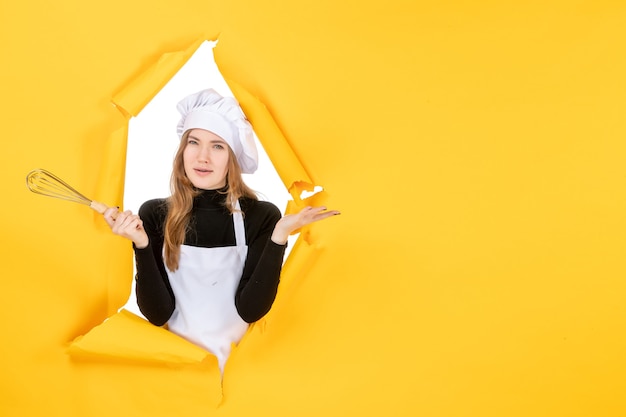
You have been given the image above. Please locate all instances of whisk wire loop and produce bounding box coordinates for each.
[26,168,113,216]
[26,169,92,206]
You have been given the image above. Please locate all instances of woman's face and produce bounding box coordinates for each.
[183,128,230,190]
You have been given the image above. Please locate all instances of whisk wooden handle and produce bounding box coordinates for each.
[90,200,117,219]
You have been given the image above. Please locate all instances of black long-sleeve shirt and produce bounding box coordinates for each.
[133,189,287,326]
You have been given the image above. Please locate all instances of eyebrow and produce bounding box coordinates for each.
[187,135,226,144]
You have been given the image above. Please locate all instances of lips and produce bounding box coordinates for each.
[194,168,213,176]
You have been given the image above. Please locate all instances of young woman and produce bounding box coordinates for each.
[103,89,339,371]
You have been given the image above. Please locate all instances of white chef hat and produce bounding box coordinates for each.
[176,89,258,174]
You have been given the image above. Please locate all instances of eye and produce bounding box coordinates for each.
[187,138,198,145]
[213,143,225,150]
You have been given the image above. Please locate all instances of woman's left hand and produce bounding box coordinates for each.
[271,206,340,245]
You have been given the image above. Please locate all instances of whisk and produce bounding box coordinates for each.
[26,168,115,217]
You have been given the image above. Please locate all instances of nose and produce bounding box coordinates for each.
[197,144,211,163]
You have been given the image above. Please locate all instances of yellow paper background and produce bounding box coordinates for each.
[2,1,626,416]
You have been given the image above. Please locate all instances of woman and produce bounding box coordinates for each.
[104,89,339,371]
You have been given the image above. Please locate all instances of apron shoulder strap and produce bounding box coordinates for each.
[233,199,246,248]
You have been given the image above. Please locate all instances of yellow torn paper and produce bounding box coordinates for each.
[113,38,210,117]
[3,1,626,417]
[68,309,214,365]
[226,79,314,196]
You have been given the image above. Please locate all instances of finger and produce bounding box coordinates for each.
[299,209,340,226]
[102,206,120,226]
[112,211,128,225]
[103,207,117,218]
[303,207,336,219]
[110,211,133,233]
[308,206,328,215]
[298,206,323,217]
[124,216,143,231]
[313,210,341,221]
[118,214,139,231]
[115,218,142,239]
[121,214,144,231]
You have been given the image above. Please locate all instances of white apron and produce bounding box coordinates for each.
[166,201,249,372]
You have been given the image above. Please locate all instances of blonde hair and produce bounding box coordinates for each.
[163,131,258,271]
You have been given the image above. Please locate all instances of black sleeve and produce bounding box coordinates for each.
[133,199,175,326]
[235,201,287,323]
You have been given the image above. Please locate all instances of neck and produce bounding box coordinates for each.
[194,187,228,209]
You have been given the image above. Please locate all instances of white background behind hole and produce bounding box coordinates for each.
[121,41,294,316]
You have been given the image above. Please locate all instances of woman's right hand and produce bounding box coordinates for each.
[103,207,149,249]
